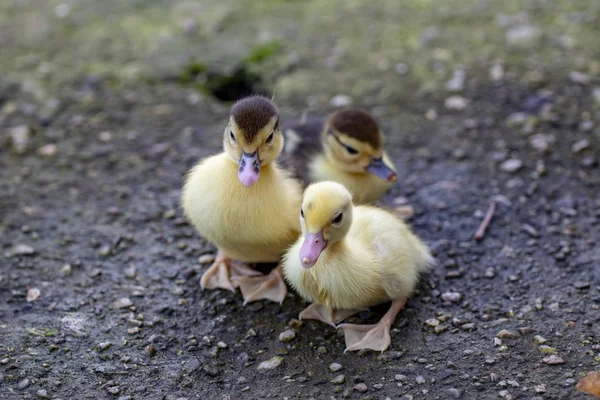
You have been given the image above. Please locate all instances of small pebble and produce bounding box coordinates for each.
[98,131,113,142]
[289,319,303,328]
[424,318,439,327]
[484,268,496,278]
[500,159,523,173]
[107,386,120,394]
[97,342,112,352]
[574,281,590,290]
[217,341,227,349]
[542,355,564,365]
[329,362,343,372]
[331,375,345,385]
[36,389,49,398]
[395,374,407,381]
[60,264,72,276]
[257,356,283,370]
[12,244,36,256]
[353,383,368,393]
[447,388,461,398]
[114,298,133,309]
[534,384,546,393]
[18,378,30,390]
[198,254,215,264]
[539,345,556,354]
[496,330,517,339]
[127,327,140,335]
[330,94,353,107]
[416,376,426,384]
[124,265,137,279]
[571,139,590,154]
[441,292,462,303]
[27,288,41,302]
[444,95,469,110]
[278,330,296,343]
[37,144,57,157]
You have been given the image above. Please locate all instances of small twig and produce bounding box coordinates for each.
[474,200,497,241]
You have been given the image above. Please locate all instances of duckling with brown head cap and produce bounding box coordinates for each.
[281,108,397,204]
[182,96,302,305]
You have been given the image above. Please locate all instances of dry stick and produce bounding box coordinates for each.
[474,200,497,241]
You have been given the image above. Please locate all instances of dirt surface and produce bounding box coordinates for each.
[1,1,600,399]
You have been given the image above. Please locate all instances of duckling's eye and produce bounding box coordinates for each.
[266,132,274,144]
[300,209,304,218]
[332,213,343,224]
[230,130,236,143]
[345,145,359,155]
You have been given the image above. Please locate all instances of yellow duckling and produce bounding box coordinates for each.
[281,108,397,204]
[282,181,433,352]
[181,96,302,304]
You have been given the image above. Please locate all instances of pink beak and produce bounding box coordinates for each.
[238,150,260,187]
[299,231,327,269]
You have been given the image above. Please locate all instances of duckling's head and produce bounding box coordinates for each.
[298,181,354,268]
[322,108,396,182]
[224,95,283,187]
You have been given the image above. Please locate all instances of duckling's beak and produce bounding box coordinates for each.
[366,157,397,182]
[299,231,327,269]
[238,150,261,187]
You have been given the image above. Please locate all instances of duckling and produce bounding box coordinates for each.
[282,181,433,352]
[280,108,397,204]
[181,96,302,304]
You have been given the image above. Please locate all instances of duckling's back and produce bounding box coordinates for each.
[352,206,434,299]
[182,153,302,263]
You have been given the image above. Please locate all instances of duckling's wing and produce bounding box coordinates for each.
[279,116,325,185]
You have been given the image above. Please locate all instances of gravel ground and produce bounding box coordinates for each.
[1,1,600,400]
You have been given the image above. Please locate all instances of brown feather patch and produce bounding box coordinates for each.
[230,95,278,143]
[327,108,382,149]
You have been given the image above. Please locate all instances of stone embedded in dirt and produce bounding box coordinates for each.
[99,245,111,257]
[245,329,257,338]
[114,297,133,309]
[331,375,346,384]
[278,330,296,343]
[98,131,113,142]
[124,265,137,279]
[500,159,523,173]
[394,205,414,220]
[529,133,554,153]
[416,376,426,384]
[571,139,590,154]
[441,292,462,303]
[353,383,368,393]
[490,63,504,81]
[484,268,496,278]
[542,355,564,365]
[11,244,36,256]
[18,378,30,390]
[26,288,41,302]
[60,264,72,276]
[107,386,120,394]
[37,144,57,157]
[289,319,302,328]
[127,327,140,335]
[36,389,49,398]
[329,362,343,372]
[217,341,227,349]
[496,330,517,339]
[424,318,440,327]
[569,71,590,85]
[197,254,215,264]
[534,384,546,393]
[9,125,32,154]
[257,356,283,371]
[593,87,600,105]
[574,281,590,290]
[97,342,112,352]
[444,95,469,110]
[146,345,156,357]
[539,345,556,354]
[533,335,547,344]
[447,387,461,398]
